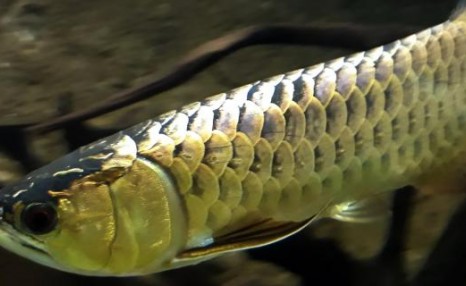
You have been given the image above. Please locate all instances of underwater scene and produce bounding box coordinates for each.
[0,0,464,285]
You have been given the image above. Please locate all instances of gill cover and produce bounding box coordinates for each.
[0,132,186,276]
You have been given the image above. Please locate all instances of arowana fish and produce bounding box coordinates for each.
[0,4,465,277]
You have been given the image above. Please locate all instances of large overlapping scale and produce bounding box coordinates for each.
[124,20,466,245]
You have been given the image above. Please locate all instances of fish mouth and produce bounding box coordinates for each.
[0,181,63,272]
[0,219,57,270]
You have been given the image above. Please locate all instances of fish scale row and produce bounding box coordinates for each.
[121,20,466,245]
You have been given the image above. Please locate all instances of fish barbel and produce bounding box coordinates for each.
[0,6,466,277]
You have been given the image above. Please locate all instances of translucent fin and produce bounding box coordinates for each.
[417,148,466,195]
[177,217,314,260]
[418,165,466,195]
[328,193,393,223]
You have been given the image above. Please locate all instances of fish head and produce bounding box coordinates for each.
[0,155,117,275]
[0,133,187,276]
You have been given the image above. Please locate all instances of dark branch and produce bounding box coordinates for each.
[27,23,420,134]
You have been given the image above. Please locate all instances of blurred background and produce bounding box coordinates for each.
[0,0,463,285]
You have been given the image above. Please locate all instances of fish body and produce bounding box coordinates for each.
[0,7,466,276]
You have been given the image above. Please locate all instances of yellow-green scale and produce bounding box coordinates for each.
[133,19,466,250]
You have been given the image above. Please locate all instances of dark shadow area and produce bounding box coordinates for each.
[248,186,416,286]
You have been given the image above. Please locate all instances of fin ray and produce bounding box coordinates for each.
[328,192,393,223]
[177,217,314,259]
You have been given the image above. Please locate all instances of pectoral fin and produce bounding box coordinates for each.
[416,147,466,195]
[328,193,393,223]
[177,217,314,260]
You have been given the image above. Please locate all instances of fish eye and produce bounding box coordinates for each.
[21,203,58,235]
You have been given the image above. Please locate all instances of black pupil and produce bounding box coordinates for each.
[22,203,57,235]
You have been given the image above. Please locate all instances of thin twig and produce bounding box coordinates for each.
[27,23,420,134]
